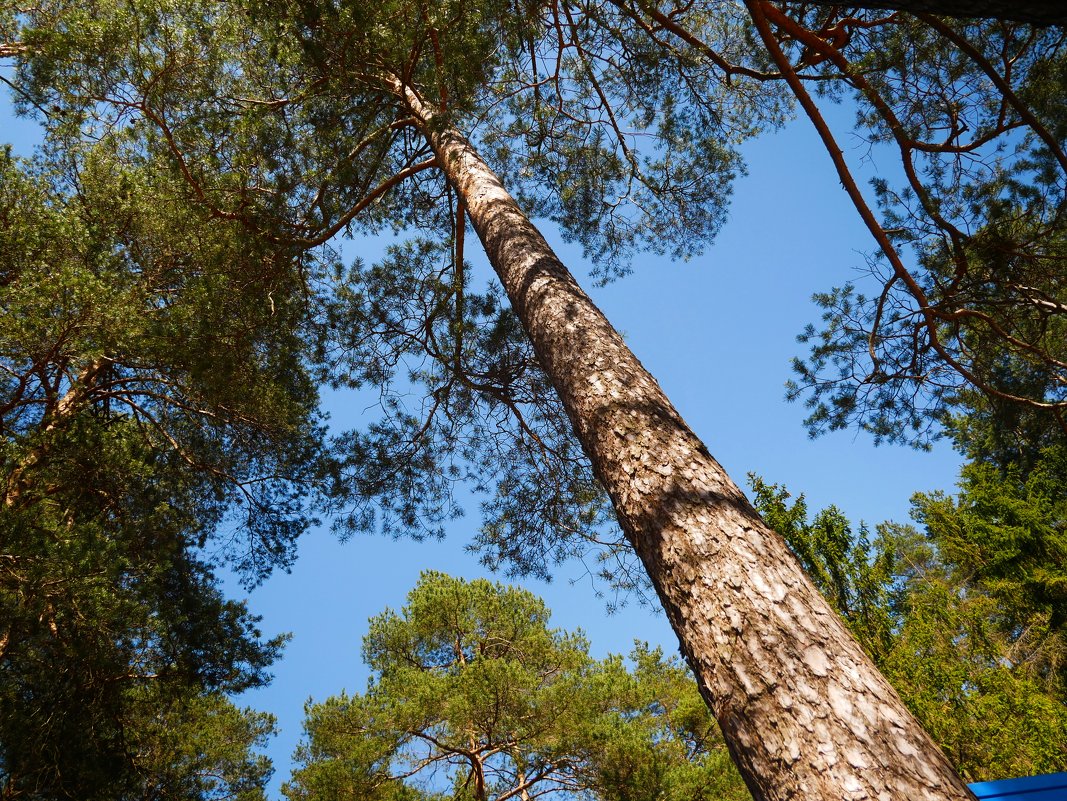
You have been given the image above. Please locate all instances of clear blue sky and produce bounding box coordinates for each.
[1,87,961,797]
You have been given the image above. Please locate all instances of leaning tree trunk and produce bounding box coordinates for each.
[396,83,976,801]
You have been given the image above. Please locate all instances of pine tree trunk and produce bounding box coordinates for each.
[397,82,976,801]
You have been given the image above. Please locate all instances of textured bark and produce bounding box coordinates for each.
[397,83,976,801]
[791,0,1066,26]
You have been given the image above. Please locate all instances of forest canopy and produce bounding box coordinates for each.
[0,1,1064,799]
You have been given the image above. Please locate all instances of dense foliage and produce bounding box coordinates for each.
[285,572,750,801]
[0,137,323,796]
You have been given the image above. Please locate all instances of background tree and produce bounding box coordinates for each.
[0,129,324,795]
[284,572,749,801]
[115,694,277,801]
[912,418,1067,690]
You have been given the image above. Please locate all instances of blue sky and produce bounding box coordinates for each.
[1,87,962,796]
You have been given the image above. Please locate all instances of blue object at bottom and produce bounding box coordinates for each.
[968,772,1067,800]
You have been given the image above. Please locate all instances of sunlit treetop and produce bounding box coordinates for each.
[284,572,750,801]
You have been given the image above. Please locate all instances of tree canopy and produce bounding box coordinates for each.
[285,572,750,801]
[7,0,1065,571]
[0,117,322,797]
